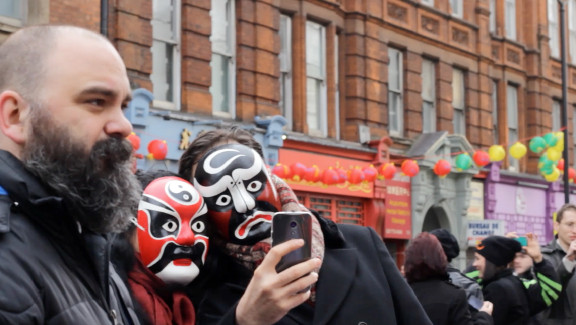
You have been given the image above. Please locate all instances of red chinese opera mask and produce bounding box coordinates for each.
[136,176,209,286]
[193,143,282,245]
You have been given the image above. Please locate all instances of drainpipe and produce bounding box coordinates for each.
[100,0,108,37]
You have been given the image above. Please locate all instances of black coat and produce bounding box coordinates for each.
[0,150,140,324]
[196,222,432,325]
[481,269,530,325]
[410,277,493,325]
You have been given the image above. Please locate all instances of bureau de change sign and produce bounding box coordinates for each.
[467,220,506,246]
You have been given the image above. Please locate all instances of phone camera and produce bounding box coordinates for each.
[290,221,297,228]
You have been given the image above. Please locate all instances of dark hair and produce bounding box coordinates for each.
[556,203,576,223]
[135,169,179,189]
[178,127,263,180]
[404,232,448,284]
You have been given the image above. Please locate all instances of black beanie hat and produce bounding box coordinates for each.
[476,236,522,267]
[430,228,460,262]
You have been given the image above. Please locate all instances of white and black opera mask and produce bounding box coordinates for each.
[193,143,282,245]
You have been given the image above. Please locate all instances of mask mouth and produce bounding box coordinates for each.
[147,241,206,274]
[234,210,273,240]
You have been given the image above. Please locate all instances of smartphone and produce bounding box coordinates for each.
[515,236,527,246]
[271,211,312,273]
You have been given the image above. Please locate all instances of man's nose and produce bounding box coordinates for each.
[105,108,132,138]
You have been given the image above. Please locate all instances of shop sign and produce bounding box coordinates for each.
[467,181,484,220]
[467,220,506,246]
[384,174,412,239]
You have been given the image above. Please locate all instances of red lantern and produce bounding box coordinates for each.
[379,163,397,180]
[291,162,307,181]
[126,132,141,151]
[303,165,321,182]
[272,163,292,179]
[363,165,378,182]
[558,159,565,172]
[147,139,168,160]
[473,150,490,167]
[336,168,348,184]
[433,159,452,177]
[348,167,366,184]
[569,167,576,182]
[401,160,420,177]
[322,167,340,185]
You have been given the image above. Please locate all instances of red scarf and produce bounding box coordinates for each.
[128,254,195,325]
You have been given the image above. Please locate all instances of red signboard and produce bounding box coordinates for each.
[278,148,374,198]
[384,175,412,239]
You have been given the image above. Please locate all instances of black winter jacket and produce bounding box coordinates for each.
[541,238,576,325]
[0,150,140,324]
[481,269,530,325]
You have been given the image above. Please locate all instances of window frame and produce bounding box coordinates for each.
[0,0,26,27]
[210,0,236,118]
[450,0,463,18]
[492,80,499,144]
[548,0,560,58]
[388,47,404,137]
[422,59,436,133]
[505,0,516,40]
[506,84,519,171]
[569,0,576,63]
[151,0,182,111]
[279,14,293,130]
[452,68,466,135]
[305,20,328,137]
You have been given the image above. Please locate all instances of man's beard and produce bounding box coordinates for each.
[21,108,141,234]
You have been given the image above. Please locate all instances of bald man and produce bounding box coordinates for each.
[0,25,141,324]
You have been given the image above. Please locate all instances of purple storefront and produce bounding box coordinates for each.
[485,163,576,246]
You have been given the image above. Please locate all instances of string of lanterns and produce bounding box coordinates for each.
[126,130,574,186]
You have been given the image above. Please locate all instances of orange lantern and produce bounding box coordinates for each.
[569,167,576,182]
[401,160,420,177]
[363,165,378,182]
[272,163,292,179]
[348,167,366,184]
[303,165,321,182]
[433,159,452,177]
[336,168,348,184]
[126,132,141,151]
[557,159,565,172]
[291,162,307,181]
[473,150,490,167]
[147,139,168,160]
[322,167,340,185]
[379,163,397,180]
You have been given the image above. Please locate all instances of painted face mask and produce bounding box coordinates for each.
[193,143,281,245]
[136,176,209,286]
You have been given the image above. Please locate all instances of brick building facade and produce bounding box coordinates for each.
[2,0,576,265]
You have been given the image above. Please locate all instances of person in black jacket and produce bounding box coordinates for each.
[178,128,433,325]
[0,25,141,324]
[473,236,531,325]
[405,232,493,325]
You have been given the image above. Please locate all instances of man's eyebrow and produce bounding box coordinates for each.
[78,87,118,98]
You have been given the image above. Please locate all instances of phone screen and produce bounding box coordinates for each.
[271,211,312,273]
[515,236,527,246]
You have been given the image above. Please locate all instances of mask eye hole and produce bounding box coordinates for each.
[191,220,205,233]
[162,220,178,233]
[215,195,232,207]
[246,181,262,193]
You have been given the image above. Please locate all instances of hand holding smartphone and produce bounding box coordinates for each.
[271,211,312,273]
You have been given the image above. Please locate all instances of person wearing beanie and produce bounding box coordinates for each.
[430,229,484,313]
[473,235,530,325]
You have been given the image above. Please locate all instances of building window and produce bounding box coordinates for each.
[151,0,181,110]
[296,194,364,225]
[334,32,340,140]
[211,0,236,117]
[450,0,463,18]
[306,21,327,137]
[552,100,561,131]
[421,0,434,6]
[388,48,403,137]
[492,80,499,144]
[422,59,436,133]
[505,0,516,40]
[452,68,466,135]
[569,0,576,63]
[573,105,576,167]
[507,84,519,171]
[548,0,560,57]
[489,0,497,33]
[279,14,293,130]
[0,0,25,24]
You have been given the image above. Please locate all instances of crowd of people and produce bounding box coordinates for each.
[0,24,575,325]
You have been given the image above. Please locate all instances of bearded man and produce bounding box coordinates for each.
[0,25,141,324]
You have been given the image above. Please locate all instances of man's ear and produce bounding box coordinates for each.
[0,90,30,145]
